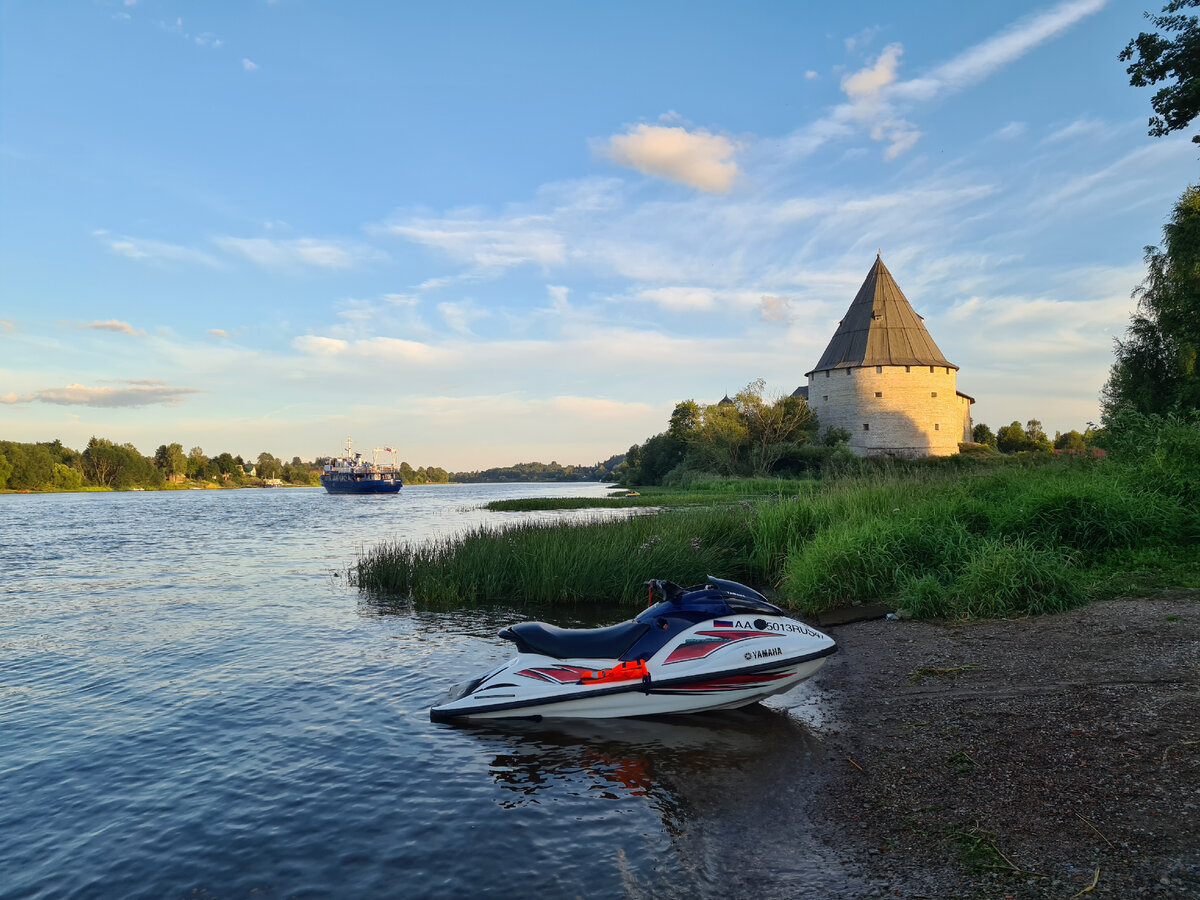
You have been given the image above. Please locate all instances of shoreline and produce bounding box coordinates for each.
[0,480,616,495]
[803,592,1199,898]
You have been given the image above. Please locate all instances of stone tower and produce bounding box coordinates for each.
[804,254,973,458]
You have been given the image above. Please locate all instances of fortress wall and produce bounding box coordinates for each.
[957,394,973,443]
[807,365,963,458]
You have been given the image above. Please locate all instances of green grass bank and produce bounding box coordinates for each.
[351,454,1200,619]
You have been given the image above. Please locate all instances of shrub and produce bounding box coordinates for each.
[779,515,975,614]
[946,538,1083,618]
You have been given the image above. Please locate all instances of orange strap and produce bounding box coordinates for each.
[579,659,648,685]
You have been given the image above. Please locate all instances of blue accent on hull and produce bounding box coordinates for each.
[320,476,402,495]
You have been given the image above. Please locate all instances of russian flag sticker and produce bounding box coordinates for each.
[714,620,732,627]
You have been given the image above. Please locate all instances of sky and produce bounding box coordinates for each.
[1,0,1196,468]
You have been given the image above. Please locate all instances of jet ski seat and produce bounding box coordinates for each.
[500,620,650,661]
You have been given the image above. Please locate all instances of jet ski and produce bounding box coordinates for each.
[430,576,837,722]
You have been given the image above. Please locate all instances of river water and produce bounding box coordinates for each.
[1,485,852,899]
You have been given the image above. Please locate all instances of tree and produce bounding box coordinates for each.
[82,437,158,488]
[186,447,209,480]
[214,453,238,476]
[52,463,83,490]
[972,423,998,448]
[0,452,12,489]
[621,443,642,483]
[1103,184,1200,419]
[738,387,814,476]
[668,400,701,441]
[0,441,55,489]
[81,437,120,487]
[996,421,1028,454]
[1054,430,1087,451]
[691,398,749,476]
[256,452,283,480]
[822,426,852,447]
[1121,1,1200,143]
[1025,420,1053,452]
[154,443,187,479]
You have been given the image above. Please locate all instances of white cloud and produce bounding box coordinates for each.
[438,300,490,335]
[242,58,258,72]
[195,33,223,49]
[546,285,570,314]
[601,123,740,193]
[94,230,220,267]
[1032,139,1192,213]
[759,295,792,323]
[912,0,1106,99]
[633,286,717,312]
[0,380,203,408]
[548,395,656,420]
[993,121,1027,140]
[785,0,1104,161]
[805,70,819,81]
[354,337,457,363]
[382,217,565,269]
[213,236,382,270]
[383,292,420,307]
[208,329,229,339]
[841,43,903,99]
[844,26,881,54]
[1044,118,1105,143]
[291,334,456,366]
[0,319,14,332]
[84,319,146,336]
[292,335,349,356]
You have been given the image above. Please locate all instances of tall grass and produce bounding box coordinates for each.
[353,455,1199,618]
[351,507,755,605]
[486,478,819,512]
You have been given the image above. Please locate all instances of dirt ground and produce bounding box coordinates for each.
[807,591,1200,899]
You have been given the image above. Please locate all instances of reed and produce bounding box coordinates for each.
[351,507,756,605]
[353,455,1199,618]
[486,478,817,512]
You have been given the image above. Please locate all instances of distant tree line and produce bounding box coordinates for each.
[450,457,623,483]
[399,462,451,484]
[0,438,324,491]
[969,421,1101,454]
[0,436,628,491]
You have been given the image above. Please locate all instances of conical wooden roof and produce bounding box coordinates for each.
[806,254,956,376]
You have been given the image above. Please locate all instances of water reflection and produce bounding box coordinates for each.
[358,590,636,633]
[448,708,842,897]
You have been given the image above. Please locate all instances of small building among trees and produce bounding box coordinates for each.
[804,253,973,458]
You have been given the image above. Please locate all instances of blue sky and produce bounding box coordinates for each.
[1,0,1195,468]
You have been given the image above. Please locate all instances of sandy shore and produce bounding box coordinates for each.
[805,591,1199,899]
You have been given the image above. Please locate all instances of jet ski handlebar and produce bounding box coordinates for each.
[642,576,781,613]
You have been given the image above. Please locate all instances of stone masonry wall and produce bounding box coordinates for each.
[956,393,973,443]
[807,365,964,458]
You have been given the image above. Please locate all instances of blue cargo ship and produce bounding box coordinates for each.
[320,439,403,495]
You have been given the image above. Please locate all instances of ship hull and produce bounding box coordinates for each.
[320,475,402,494]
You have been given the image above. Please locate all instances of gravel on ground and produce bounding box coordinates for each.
[806,592,1200,899]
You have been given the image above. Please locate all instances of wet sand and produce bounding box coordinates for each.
[804,592,1200,899]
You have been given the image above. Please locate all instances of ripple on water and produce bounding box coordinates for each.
[0,485,858,898]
